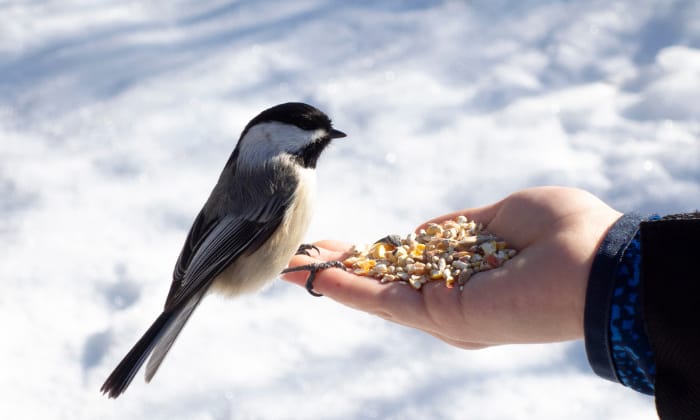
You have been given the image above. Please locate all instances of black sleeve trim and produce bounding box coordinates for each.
[584,213,645,382]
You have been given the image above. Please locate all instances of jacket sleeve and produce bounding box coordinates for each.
[584,213,655,393]
[641,213,700,419]
[584,211,700,419]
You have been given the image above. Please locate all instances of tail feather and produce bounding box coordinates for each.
[100,289,205,398]
[100,311,172,398]
[146,291,204,382]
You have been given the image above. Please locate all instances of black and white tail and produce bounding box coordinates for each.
[100,291,205,398]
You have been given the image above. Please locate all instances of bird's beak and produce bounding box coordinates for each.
[328,128,347,139]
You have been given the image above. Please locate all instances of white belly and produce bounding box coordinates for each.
[210,168,316,296]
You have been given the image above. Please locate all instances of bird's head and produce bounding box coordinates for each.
[233,102,346,170]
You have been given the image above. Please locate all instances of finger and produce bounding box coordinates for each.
[281,242,391,307]
[286,254,422,314]
[281,243,435,324]
[281,243,493,345]
[310,239,356,255]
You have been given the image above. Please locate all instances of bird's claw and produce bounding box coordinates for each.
[295,243,320,256]
[281,261,346,297]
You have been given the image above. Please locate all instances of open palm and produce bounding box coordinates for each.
[282,187,622,348]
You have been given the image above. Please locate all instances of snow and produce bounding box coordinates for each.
[1,1,698,419]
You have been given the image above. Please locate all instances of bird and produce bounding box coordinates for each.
[101,102,347,398]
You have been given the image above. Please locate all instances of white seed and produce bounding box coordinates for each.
[413,262,426,275]
[374,263,388,274]
[452,260,469,270]
[480,241,497,255]
[458,237,478,248]
[427,223,444,237]
[409,275,423,289]
[397,255,408,266]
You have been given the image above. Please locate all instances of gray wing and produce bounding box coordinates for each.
[165,210,215,308]
[146,172,296,379]
[166,212,283,308]
[165,175,295,310]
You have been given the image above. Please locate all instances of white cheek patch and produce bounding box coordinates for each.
[237,122,326,167]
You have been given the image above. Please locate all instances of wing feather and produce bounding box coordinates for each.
[148,160,297,378]
[165,215,272,309]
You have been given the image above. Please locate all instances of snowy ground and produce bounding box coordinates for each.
[2,1,699,419]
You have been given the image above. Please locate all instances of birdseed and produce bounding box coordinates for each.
[342,216,517,290]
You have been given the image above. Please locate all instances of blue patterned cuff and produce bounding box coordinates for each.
[584,213,645,383]
[609,225,656,395]
[584,213,658,395]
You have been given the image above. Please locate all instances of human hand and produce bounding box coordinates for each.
[281,186,622,349]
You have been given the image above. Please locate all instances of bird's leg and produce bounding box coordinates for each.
[281,261,346,297]
[295,243,320,256]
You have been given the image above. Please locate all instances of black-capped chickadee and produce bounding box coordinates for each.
[101,102,346,398]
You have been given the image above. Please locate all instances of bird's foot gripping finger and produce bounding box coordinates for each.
[295,243,320,256]
[281,261,346,297]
